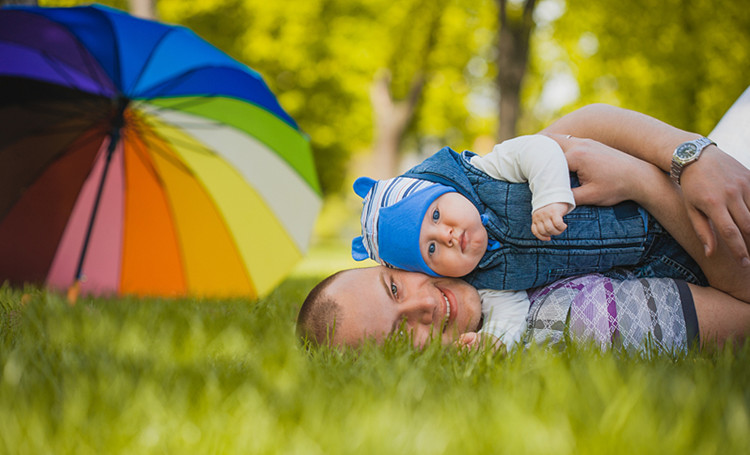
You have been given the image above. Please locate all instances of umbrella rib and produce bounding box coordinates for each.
[131,115,216,173]
[142,123,217,158]
[126,26,178,96]
[0,124,108,222]
[40,51,97,93]
[13,99,109,118]
[2,115,107,151]
[127,116,196,175]
[134,99,226,130]
[133,64,238,100]
[91,6,124,90]
[1,96,109,147]
[72,33,117,93]
[38,40,114,96]
[134,96,217,116]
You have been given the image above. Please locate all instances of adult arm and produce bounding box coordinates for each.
[541,104,750,266]
[690,284,750,350]
[558,134,750,303]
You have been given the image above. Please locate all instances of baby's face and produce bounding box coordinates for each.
[419,193,487,277]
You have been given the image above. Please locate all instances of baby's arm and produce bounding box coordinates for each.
[470,135,575,240]
[463,289,529,351]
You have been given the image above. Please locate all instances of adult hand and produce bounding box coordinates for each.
[679,146,750,265]
[548,134,660,207]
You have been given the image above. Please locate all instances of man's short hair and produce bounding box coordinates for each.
[296,270,347,347]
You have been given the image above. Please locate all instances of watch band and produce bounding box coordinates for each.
[670,137,716,185]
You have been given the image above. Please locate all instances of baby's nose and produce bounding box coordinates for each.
[439,225,454,245]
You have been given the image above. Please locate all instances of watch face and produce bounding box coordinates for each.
[675,143,698,162]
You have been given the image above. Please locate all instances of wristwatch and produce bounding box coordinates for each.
[670,137,716,185]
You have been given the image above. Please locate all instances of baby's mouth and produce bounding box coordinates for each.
[459,232,467,252]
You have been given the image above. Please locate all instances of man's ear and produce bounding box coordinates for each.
[353,177,376,198]
[351,236,370,261]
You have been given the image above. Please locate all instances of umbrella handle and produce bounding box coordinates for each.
[66,280,80,305]
[73,97,130,286]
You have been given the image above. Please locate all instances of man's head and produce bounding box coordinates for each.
[296,271,346,346]
[296,266,483,348]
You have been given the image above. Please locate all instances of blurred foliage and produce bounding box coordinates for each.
[155,0,499,194]
[36,0,750,195]
[548,0,750,134]
[39,0,499,195]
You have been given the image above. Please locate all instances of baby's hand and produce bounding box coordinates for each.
[531,202,568,241]
[456,332,481,349]
[455,332,504,352]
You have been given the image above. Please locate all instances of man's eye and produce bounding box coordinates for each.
[428,243,436,255]
[432,209,440,221]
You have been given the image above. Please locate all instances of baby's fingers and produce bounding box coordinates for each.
[550,215,567,235]
[456,332,481,349]
[532,221,552,241]
[533,215,567,241]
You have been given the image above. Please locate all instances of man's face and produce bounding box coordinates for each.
[419,192,487,277]
[329,266,482,348]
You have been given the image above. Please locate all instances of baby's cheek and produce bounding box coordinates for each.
[466,249,483,268]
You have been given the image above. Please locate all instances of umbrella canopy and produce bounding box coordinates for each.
[0,4,322,299]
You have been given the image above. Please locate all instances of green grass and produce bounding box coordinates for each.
[2,250,750,453]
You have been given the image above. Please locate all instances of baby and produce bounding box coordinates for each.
[352,134,706,291]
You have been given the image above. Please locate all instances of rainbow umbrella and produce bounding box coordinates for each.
[0,5,321,299]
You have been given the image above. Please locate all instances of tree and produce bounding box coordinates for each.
[128,0,155,19]
[370,71,426,179]
[368,0,445,179]
[495,0,537,141]
[552,0,750,134]
[159,0,498,194]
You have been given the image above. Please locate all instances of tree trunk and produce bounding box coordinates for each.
[369,71,424,179]
[367,0,445,178]
[128,0,156,19]
[496,0,537,141]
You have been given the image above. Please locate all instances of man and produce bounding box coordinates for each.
[299,91,750,351]
[297,265,749,351]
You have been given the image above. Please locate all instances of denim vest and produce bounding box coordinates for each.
[402,147,706,290]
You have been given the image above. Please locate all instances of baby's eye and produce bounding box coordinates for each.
[428,243,436,256]
[390,282,398,296]
[432,209,440,221]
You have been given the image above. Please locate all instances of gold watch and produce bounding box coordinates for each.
[670,137,716,185]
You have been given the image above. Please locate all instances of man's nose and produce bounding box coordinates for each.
[398,294,436,326]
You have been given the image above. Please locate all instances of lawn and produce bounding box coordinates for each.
[1,243,749,454]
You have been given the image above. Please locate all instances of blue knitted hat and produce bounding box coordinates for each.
[351,176,455,276]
